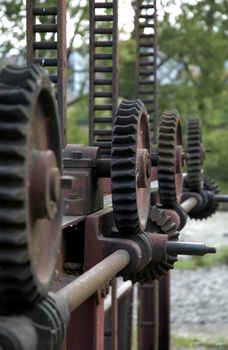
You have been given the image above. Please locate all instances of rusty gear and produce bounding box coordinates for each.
[111,99,151,234]
[158,111,183,209]
[0,65,62,311]
[187,118,204,192]
[184,175,220,220]
[132,206,179,283]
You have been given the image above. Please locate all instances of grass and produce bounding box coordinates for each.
[172,335,228,349]
[174,246,228,270]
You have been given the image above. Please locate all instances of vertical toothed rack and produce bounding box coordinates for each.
[135,0,157,146]
[26,0,67,146]
[89,0,118,158]
[135,2,160,349]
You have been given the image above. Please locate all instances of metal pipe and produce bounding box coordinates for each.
[111,277,118,350]
[180,197,198,213]
[214,194,228,203]
[104,281,132,313]
[57,250,130,312]
[167,241,216,256]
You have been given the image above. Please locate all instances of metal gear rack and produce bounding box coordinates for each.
[26,0,67,144]
[135,0,157,144]
[89,0,118,157]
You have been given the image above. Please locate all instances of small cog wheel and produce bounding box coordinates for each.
[0,65,62,311]
[187,118,204,192]
[184,175,220,220]
[111,99,151,234]
[132,206,179,283]
[158,111,183,209]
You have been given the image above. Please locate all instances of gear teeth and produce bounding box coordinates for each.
[0,64,40,87]
[132,206,179,283]
[0,64,61,312]
[158,111,183,208]
[187,118,203,192]
[184,175,220,220]
[112,99,150,234]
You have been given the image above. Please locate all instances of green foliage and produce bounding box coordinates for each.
[67,97,88,144]
[0,1,25,59]
[158,1,228,188]
[119,39,136,99]
[172,334,228,349]
[175,246,228,270]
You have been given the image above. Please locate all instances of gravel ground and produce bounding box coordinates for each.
[171,211,228,347]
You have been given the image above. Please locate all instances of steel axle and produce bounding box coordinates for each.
[167,241,216,256]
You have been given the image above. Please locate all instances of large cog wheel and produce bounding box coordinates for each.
[187,118,204,192]
[111,99,151,234]
[158,111,183,209]
[132,206,179,283]
[0,65,62,311]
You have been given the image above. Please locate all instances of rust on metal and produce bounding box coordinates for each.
[138,281,159,350]
[135,0,157,145]
[89,0,119,157]
[26,0,67,145]
[57,250,130,312]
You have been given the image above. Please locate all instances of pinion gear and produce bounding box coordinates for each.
[0,64,62,311]
[158,111,183,209]
[187,118,204,192]
[111,99,150,234]
[132,206,179,283]
[184,175,220,220]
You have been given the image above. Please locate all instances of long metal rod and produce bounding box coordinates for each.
[180,197,198,213]
[214,194,228,203]
[167,241,216,256]
[57,250,130,312]
[104,281,132,313]
[111,277,118,350]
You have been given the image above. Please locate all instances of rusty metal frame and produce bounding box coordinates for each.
[26,0,67,145]
[89,0,119,157]
[6,1,219,350]
[135,0,157,145]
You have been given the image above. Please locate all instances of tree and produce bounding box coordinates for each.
[157,0,228,190]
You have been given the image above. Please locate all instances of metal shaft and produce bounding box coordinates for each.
[167,241,216,256]
[57,250,130,312]
[214,194,228,203]
[180,197,198,213]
